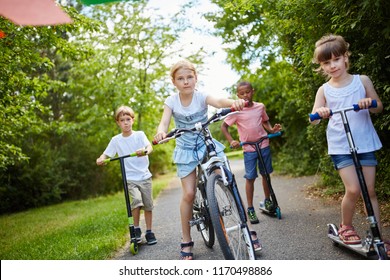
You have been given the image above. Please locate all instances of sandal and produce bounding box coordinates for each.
[250,231,262,252]
[338,224,361,245]
[180,241,194,260]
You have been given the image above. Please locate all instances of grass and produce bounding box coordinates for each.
[225,150,244,160]
[0,172,174,260]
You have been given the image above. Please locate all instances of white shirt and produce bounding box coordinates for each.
[103,131,152,181]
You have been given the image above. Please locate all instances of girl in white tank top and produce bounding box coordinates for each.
[309,34,386,249]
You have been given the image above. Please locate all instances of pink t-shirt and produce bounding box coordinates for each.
[224,102,269,152]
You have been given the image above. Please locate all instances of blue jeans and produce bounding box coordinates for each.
[243,146,273,179]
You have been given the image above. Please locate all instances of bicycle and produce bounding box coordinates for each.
[153,106,256,260]
[103,149,147,255]
[310,100,388,260]
[240,131,282,219]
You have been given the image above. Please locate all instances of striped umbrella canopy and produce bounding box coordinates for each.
[80,0,126,5]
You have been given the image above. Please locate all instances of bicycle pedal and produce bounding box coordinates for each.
[189,217,204,227]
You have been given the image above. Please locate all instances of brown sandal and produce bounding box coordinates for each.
[338,224,361,245]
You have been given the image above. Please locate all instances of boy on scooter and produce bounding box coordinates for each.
[221,81,282,224]
[96,105,157,245]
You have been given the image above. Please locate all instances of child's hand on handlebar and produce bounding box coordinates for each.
[230,140,240,149]
[153,131,167,144]
[314,106,332,119]
[231,99,247,111]
[96,156,107,166]
[135,147,148,157]
[357,98,372,110]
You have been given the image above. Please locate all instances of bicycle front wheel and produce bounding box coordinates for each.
[206,172,256,260]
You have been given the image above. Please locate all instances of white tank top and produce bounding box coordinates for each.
[324,75,382,154]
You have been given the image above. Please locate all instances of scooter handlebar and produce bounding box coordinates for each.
[268,131,282,139]
[309,99,377,121]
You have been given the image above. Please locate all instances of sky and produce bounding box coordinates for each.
[147,0,239,98]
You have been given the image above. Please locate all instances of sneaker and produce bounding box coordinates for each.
[134,227,142,244]
[264,199,275,212]
[145,231,157,245]
[247,208,259,224]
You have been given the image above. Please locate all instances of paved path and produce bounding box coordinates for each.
[114,159,389,260]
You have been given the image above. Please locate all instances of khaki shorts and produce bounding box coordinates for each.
[127,178,154,211]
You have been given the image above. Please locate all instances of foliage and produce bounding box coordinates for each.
[0,5,99,213]
[2,0,389,214]
[0,1,202,213]
[208,0,390,196]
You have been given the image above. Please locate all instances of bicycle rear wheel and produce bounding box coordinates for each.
[193,185,215,248]
[206,172,255,260]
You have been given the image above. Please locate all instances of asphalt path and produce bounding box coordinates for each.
[114,159,389,260]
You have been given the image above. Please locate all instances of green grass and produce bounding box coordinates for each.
[225,150,244,160]
[0,173,174,260]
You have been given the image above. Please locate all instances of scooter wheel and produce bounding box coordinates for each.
[377,245,388,260]
[130,241,139,255]
[275,207,282,219]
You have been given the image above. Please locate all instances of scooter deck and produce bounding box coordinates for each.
[259,205,282,219]
[259,206,276,216]
[327,234,377,258]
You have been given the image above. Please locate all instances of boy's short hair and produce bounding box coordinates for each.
[237,81,253,90]
[115,105,135,121]
[170,59,197,80]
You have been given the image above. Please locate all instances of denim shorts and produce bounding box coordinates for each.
[243,146,273,179]
[176,149,226,178]
[330,152,377,170]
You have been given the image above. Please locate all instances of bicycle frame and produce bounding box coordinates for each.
[154,107,253,258]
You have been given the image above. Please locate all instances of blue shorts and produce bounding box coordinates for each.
[330,152,377,170]
[243,146,273,179]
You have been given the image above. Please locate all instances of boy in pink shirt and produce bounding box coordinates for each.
[221,81,282,224]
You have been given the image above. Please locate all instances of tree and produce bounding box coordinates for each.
[208,0,390,196]
[0,5,100,212]
[0,0,207,213]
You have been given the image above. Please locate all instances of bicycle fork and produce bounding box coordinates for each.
[219,164,248,226]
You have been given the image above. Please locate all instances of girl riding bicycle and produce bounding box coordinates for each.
[153,59,261,260]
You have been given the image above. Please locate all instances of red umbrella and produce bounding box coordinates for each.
[0,0,72,26]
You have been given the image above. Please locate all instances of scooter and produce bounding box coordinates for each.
[309,100,388,260]
[240,131,283,219]
[103,149,147,255]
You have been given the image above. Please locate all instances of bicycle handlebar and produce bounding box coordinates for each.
[153,102,248,145]
[309,99,377,122]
